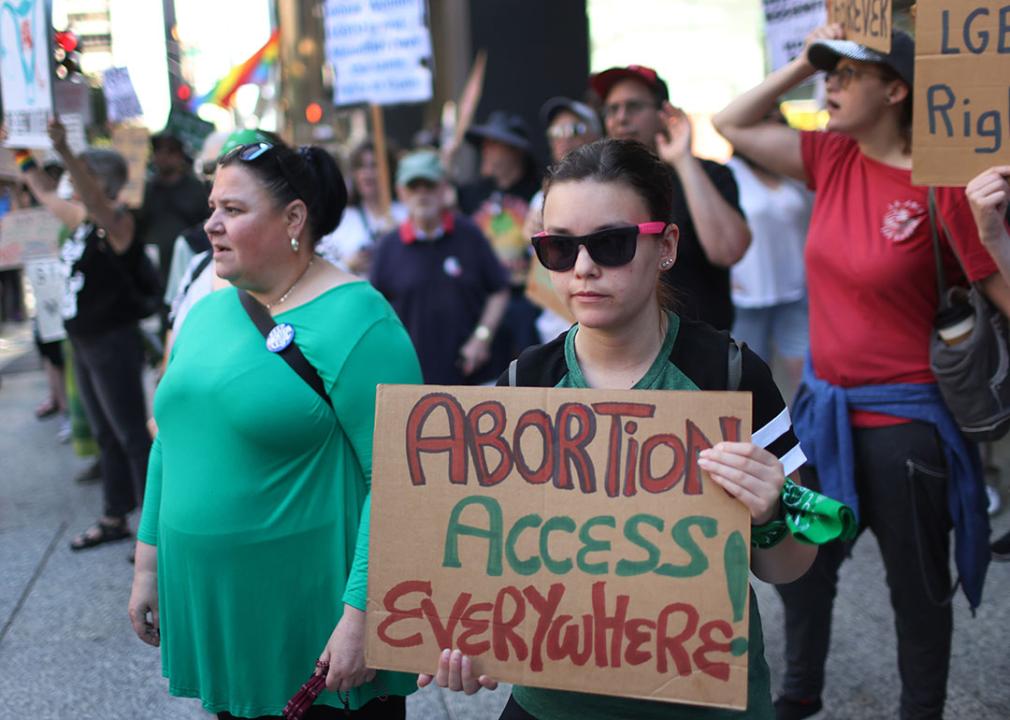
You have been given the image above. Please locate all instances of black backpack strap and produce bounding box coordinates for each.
[727,338,743,391]
[237,290,333,409]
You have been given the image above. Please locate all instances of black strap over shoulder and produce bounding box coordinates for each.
[237,290,333,409]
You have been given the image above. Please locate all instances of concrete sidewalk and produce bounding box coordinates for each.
[1,330,1008,719]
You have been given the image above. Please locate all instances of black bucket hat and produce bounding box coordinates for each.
[465,111,533,154]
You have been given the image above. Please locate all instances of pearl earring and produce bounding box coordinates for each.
[290,237,300,253]
[660,258,673,270]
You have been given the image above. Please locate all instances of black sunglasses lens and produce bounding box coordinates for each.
[586,228,637,267]
[534,236,579,271]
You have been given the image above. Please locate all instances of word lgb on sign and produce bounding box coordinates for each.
[913,1,1010,185]
[367,385,754,710]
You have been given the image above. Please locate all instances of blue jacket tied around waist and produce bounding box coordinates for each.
[792,358,989,610]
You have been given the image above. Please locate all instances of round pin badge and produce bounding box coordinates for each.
[266,323,295,353]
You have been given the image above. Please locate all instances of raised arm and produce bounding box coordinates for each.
[48,118,135,254]
[656,104,750,267]
[713,24,844,182]
[11,150,87,228]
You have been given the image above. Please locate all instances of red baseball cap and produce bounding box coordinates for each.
[589,65,670,103]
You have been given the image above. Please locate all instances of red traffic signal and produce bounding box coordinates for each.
[54,31,78,53]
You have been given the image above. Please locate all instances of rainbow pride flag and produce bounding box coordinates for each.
[190,29,279,111]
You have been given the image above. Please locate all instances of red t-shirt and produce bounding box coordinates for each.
[801,131,998,427]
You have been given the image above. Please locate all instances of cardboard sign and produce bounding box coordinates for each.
[112,125,151,208]
[827,0,892,53]
[102,67,144,122]
[0,207,63,269]
[912,1,1010,185]
[367,385,753,710]
[323,0,433,106]
[164,106,215,158]
[25,257,66,342]
[764,1,828,71]
[0,0,54,148]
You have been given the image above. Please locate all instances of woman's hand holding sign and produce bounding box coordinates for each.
[418,648,498,695]
[698,442,784,526]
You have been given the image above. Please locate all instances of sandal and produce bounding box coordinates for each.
[69,519,131,551]
[35,399,59,419]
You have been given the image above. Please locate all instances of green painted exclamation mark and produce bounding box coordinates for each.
[724,530,749,656]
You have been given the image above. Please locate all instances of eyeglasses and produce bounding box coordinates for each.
[547,122,590,140]
[532,221,667,272]
[824,66,884,89]
[220,142,312,202]
[602,99,656,120]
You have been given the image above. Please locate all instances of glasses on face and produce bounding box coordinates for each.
[547,122,590,140]
[532,221,667,272]
[602,99,656,121]
[824,65,884,89]
[220,142,312,202]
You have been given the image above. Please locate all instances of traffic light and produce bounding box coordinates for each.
[176,83,192,103]
[53,31,81,80]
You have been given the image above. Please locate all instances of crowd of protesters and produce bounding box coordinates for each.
[2,18,1010,720]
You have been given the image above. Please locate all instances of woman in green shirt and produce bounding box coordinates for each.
[128,140,420,718]
[419,138,821,718]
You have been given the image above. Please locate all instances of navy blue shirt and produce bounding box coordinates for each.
[370,213,509,385]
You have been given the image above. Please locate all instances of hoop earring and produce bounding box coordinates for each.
[290,237,300,253]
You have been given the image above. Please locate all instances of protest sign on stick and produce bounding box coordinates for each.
[324,0,433,107]
[112,125,151,208]
[826,0,892,53]
[0,0,55,148]
[103,67,144,122]
[912,0,1010,185]
[367,385,753,710]
[0,207,63,269]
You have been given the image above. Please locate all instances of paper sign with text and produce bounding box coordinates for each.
[103,67,144,122]
[0,0,54,148]
[25,257,66,342]
[0,207,63,270]
[912,1,1010,185]
[764,1,828,71]
[112,126,151,208]
[827,0,892,53]
[323,0,433,106]
[367,385,753,710]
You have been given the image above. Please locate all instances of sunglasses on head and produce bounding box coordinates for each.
[220,142,312,202]
[532,221,667,272]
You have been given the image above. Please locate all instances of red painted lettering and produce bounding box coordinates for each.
[656,602,699,675]
[693,620,733,681]
[457,601,493,656]
[685,420,715,495]
[591,580,630,668]
[513,409,554,484]
[522,583,566,672]
[639,434,686,494]
[554,403,597,492]
[593,402,656,497]
[405,393,469,485]
[492,585,528,661]
[467,401,514,486]
[545,614,594,666]
[376,580,430,647]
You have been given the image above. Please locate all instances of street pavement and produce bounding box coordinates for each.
[1,319,1009,719]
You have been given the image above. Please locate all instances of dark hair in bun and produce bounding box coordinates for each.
[218,142,348,245]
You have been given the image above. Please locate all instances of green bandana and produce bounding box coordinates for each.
[752,479,857,549]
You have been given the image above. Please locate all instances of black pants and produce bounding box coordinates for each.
[217,694,406,719]
[777,421,954,720]
[70,324,151,518]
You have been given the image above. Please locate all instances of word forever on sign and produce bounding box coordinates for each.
[366,385,754,711]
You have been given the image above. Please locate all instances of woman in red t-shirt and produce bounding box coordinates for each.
[714,24,1010,720]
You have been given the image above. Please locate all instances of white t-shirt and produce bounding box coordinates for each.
[170,250,215,334]
[728,157,812,308]
[317,202,407,267]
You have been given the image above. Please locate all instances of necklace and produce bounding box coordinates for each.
[266,256,315,310]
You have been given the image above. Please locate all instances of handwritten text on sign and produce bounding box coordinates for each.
[913,1,1010,185]
[0,0,54,148]
[828,0,892,53]
[367,386,753,710]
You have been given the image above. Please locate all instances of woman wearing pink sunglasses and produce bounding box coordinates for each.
[417,138,838,719]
